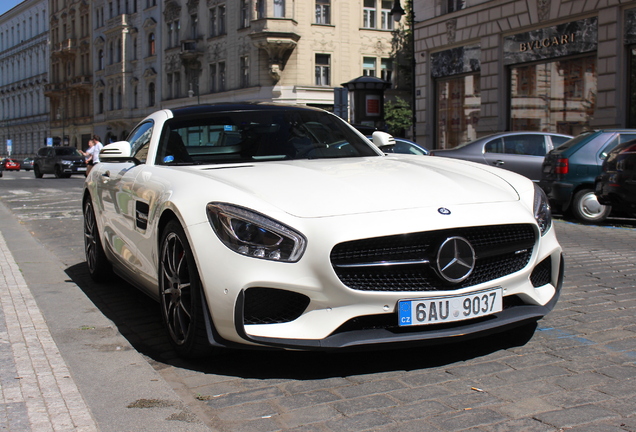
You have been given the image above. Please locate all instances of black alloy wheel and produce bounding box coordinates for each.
[34,165,43,178]
[159,220,211,358]
[83,199,112,281]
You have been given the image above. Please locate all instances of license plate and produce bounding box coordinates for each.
[77,167,87,171]
[398,287,503,327]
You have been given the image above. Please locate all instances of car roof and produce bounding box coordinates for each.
[169,102,326,118]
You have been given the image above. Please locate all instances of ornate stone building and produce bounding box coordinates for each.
[0,0,50,159]
[44,0,93,150]
[91,0,162,143]
[412,0,636,148]
[92,0,402,142]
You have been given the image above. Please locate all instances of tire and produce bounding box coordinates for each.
[54,165,63,178]
[571,188,611,224]
[34,165,43,178]
[83,199,112,281]
[159,220,211,358]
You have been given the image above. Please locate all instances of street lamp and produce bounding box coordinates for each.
[390,0,417,141]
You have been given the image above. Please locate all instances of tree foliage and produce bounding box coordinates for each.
[384,97,412,137]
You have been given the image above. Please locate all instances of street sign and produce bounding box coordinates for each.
[6,139,11,156]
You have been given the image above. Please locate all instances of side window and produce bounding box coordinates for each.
[484,138,503,154]
[128,121,153,163]
[503,135,545,156]
[550,135,570,148]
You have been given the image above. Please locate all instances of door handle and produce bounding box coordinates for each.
[494,160,505,166]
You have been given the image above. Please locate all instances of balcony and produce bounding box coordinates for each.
[70,75,92,89]
[180,40,203,62]
[106,14,131,32]
[249,19,300,82]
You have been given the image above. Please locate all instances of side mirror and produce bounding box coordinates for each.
[372,131,396,147]
[100,141,140,164]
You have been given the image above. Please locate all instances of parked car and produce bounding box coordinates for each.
[370,132,429,155]
[22,157,34,171]
[1,158,21,171]
[595,138,636,217]
[83,103,563,359]
[429,131,572,181]
[33,146,87,178]
[540,130,636,223]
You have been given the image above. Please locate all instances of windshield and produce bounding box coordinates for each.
[155,109,379,165]
[55,147,83,157]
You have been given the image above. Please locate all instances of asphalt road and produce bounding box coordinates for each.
[0,169,635,432]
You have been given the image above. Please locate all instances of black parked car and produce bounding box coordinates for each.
[33,146,87,178]
[540,130,636,223]
[430,131,572,181]
[595,138,636,217]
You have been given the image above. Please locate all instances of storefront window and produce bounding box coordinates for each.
[436,73,480,149]
[628,47,636,128]
[510,56,596,136]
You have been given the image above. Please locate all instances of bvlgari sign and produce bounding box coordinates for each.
[519,33,577,52]
[504,17,597,65]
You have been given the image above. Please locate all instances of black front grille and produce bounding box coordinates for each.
[530,257,552,287]
[331,224,536,292]
[243,288,310,325]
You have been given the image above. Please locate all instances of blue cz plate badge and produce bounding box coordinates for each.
[398,287,503,327]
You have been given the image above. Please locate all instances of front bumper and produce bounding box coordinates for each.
[232,255,563,350]
[190,203,564,352]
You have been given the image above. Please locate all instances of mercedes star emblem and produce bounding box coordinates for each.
[436,236,476,283]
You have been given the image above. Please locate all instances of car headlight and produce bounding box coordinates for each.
[207,203,306,262]
[61,159,73,165]
[533,183,552,236]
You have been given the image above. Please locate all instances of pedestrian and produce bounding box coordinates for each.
[80,139,99,175]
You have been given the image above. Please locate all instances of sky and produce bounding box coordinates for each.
[0,0,24,16]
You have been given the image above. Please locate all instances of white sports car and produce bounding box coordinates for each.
[83,103,563,358]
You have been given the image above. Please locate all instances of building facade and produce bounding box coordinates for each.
[44,0,93,150]
[92,0,163,143]
[94,0,403,142]
[413,0,636,148]
[0,0,50,159]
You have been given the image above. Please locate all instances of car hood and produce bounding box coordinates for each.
[194,156,521,218]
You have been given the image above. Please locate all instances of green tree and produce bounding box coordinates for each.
[389,0,414,138]
[384,97,412,137]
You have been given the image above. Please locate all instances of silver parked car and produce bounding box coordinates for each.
[430,131,572,181]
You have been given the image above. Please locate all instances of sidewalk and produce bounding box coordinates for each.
[0,231,97,431]
[0,201,212,431]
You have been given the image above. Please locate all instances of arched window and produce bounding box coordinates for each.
[117,86,122,109]
[116,38,122,62]
[148,33,155,56]
[110,87,114,110]
[98,49,104,69]
[98,92,104,113]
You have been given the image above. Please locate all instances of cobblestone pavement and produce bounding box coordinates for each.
[161,220,636,432]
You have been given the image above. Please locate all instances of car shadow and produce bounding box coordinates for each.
[65,261,537,380]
